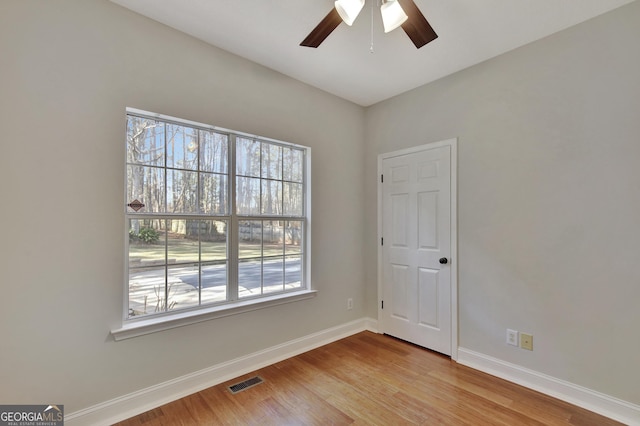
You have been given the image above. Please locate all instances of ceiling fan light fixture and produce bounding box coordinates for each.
[381,0,408,33]
[334,0,365,26]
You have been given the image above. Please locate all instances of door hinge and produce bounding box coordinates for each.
[381,300,384,309]
[381,237,383,246]
[381,174,384,183]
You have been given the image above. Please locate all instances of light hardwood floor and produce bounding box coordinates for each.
[116,331,622,425]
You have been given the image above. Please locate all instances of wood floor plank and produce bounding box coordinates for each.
[115,331,624,426]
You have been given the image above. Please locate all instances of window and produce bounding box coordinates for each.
[125,109,309,321]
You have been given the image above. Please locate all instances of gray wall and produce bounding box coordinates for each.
[0,0,365,412]
[364,1,640,404]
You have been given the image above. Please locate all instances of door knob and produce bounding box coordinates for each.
[439,257,448,264]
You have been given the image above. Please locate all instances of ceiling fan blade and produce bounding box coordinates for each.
[397,0,438,49]
[300,9,343,48]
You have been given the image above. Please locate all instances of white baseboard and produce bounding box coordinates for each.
[66,317,379,426]
[457,347,640,425]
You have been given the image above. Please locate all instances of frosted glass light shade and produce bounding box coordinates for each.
[381,0,408,33]
[335,0,365,26]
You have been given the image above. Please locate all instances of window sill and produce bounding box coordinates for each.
[111,290,317,341]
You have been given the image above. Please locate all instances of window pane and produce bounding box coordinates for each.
[127,165,165,213]
[200,219,228,303]
[128,218,166,318]
[236,137,260,177]
[263,256,284,294]
[263,220,284,294]
[167,169,198,213]
[284,221,303,255]
[200,130,228,173]
[200,173,228,215]
[239,259,261,298]
[236,177,260,215]
[263,220,284,257]
[128,218,165,267]
[167,264,199,311]
[127,116,164,167]
[283,147,303,183]
[261,143,282,180]
[285,255,302,289]
[166,124,198,170]
[201,262,227,304]
[283,182,303,216]
[239,220,261,299]
[129,267,165,317]
[261,180,282,215]
[167,219,199,264]
[201,220,227,262]
[239,220,261,259]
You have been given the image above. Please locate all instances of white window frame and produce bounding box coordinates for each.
[112,108,314,341]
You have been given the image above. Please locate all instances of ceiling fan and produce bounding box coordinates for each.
[301,0,437,49]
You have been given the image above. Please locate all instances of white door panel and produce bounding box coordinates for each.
[380,143,453,355]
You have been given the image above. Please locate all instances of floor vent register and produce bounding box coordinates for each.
[228,376,264,394]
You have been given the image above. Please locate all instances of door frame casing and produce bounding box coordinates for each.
[377,138,458,361]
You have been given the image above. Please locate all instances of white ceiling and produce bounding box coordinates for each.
[110,0,635,106]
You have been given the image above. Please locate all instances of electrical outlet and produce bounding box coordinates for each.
[347,298,353,310]
[507,329,518,346]
[520,333,533,351]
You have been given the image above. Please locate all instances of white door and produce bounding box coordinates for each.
[379,141,455,356]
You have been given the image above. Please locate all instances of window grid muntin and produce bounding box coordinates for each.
[125,110,308,321]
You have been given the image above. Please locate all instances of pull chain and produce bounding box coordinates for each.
[370,0,375,53]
